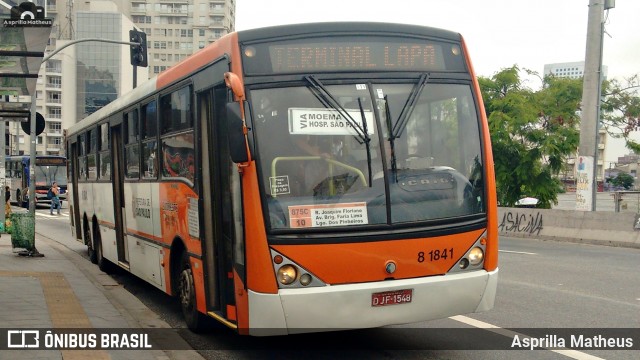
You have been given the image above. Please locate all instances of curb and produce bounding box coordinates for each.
[37,233,206,360]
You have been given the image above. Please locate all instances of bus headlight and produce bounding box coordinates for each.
[299,273,312,286]
[277,265,297,285]
[468,247,484,266]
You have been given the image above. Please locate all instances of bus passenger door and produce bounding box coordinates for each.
[111,125,129,265]
[198,86,236,319]
[69,142,82,240]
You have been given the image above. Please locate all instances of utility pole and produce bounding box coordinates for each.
[576,0,614,211]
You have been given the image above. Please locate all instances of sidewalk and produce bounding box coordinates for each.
[0,228,205,360]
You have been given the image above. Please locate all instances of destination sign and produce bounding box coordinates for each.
[288,108,375,136]
[37,157,66,166]
[242,36,466,75]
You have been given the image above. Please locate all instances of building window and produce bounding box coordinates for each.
[47,76,61,88]
[48,107,61,119]
[49,122,62,133]
[47,92,61,103]
[45,59,61,73]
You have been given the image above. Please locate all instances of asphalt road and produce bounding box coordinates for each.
[34,212,640,359]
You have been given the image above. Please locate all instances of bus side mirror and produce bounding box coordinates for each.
[226,102,249,163]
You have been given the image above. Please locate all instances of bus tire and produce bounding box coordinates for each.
[85,220,97,264]
[178,251,206,332]
[94,224,111,273]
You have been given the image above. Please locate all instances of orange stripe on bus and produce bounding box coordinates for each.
[126,228,164,244]
[158,183,202,256]
[233,268,249,333]
[157,33,239,89]
[272,229,485,285]
[241,164,279,294]
[191,257,207,314]
[462,36,498,272]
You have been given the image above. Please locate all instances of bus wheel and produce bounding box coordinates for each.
[178,252,206,332]
[95,226,111,273]
[86,222,97,264]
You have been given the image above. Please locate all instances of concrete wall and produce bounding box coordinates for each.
[498,207,640,249]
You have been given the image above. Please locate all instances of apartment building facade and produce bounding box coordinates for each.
[13,0,235,157]
[129,0,235,77]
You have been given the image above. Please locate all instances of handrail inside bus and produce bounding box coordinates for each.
[270,156,367,197]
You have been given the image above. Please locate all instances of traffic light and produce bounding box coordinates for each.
[129,29,148,67]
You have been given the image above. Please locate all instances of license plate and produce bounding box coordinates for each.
[371,289,413,307]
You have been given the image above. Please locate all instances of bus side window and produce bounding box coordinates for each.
[142,101,158,179]
[159,86,194,185]
[99,123,111,180]
[161,133,194,184]
[142,140,158,179]
[124,109,140,179]
[87,128,98,181]
[78,132,88,180]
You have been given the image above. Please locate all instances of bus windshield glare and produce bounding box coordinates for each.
[251,80,485,230]
[35,164,67,187]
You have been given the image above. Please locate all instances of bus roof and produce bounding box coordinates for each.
[236,22,462,43]
[67,22,463,137]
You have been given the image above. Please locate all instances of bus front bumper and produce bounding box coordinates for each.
[247,268,498,336]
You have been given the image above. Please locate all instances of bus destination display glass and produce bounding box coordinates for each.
[242,37,466,74]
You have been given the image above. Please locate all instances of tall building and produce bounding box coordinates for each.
[10,0,69,156]
[128,0,235,77]
[543,61,608,80]
[544,61,608,189]
[75,1,148,120]
[14,0,235,156]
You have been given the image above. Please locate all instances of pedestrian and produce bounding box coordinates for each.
[50,182,61,215]
[4,186,11,217]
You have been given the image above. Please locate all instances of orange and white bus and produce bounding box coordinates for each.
[66,22,498,335]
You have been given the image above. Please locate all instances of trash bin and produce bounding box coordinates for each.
[10,211,35,250]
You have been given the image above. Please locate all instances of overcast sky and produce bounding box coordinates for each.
[236,0,640,162]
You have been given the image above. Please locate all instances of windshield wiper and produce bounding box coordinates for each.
[304,75,373,187]
[383,95,398,182]
[391,73,429,140]
[304,75,369,145]
[355,97,373,185]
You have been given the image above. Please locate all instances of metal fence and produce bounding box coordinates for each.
[553,192,640,213]
[612,191,640,213]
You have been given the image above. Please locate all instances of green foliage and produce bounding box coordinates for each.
[600,75,640,154]
[479,66,581,208]
[606,172,634,190]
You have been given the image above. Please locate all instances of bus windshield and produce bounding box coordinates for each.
[251,80,485,231]
[34,164,67,187]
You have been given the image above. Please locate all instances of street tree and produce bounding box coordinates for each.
[600,75,640,153]
[606,172,634,190]
[479,66,581,208]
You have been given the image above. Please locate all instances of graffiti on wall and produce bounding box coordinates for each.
[498,211,543,236]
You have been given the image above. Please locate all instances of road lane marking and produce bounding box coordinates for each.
[36,212,69,218]
[450,315,605,360]
[499,250,537,255]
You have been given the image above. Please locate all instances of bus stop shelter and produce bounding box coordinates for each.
[1,4,53,254]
